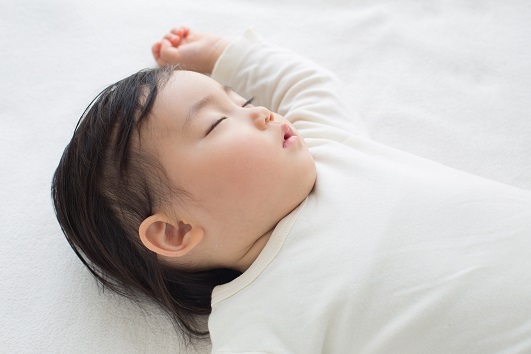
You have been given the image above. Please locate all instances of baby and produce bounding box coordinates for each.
[145,28,316,273]
[53,27,531,353]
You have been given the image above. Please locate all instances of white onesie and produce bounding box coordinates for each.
[208,30,531,354]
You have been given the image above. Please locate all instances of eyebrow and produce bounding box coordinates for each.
[182,85,233,134]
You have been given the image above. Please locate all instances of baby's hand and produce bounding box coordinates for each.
[152,27,229,74]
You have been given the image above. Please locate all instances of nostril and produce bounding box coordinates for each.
[265,112,273,124]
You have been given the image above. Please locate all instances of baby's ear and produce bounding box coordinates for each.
[139,214,204,258]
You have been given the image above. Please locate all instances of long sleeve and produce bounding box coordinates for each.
[208,30,531,354]
[211,30,367,136]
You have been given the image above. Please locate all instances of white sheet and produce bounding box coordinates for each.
[1,0,530,353]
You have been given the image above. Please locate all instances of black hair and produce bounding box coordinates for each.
[51,66,241,346]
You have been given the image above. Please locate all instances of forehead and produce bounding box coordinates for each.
[161,70,218,109]
[162,70,237,102]
[146,71,231,140]
[151,71,215,127]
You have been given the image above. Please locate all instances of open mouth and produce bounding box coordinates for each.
[282,123,298,148]
[284,130,292,141]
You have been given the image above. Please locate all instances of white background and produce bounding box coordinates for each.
[1,0,530,352]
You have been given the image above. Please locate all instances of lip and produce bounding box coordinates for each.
[281,123,299,148]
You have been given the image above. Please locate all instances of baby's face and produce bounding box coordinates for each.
[146,71,316,269]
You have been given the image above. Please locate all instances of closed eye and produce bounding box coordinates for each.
[205,116,227,135]
[205,96,255,136]
[243,96,255,107]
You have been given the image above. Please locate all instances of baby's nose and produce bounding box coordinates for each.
[251,106,273,128]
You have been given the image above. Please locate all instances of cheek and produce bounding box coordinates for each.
[189,138,278,200]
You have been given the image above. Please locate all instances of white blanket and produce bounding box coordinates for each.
[1,0,530,353]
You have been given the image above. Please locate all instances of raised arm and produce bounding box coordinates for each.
[152,27,229,73]
[153,27,365,133]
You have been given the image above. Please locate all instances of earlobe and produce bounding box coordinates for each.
[138,214,204,258]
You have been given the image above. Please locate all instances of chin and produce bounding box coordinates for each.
[305,159,318,194]
[295,155,318,203]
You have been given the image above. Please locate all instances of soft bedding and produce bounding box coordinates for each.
[1,0,530,353]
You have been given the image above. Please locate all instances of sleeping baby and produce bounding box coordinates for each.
[52,26,531,353]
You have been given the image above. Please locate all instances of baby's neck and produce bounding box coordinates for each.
[232,228,274,272]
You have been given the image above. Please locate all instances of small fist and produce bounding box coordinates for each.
[152,26,228,74]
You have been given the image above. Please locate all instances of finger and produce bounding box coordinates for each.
[160,38,180,64]
[171,26,189,38]
[152,41,169,66]
[164,34,181,46]
[156,55,169,66]
[152,41,162,59]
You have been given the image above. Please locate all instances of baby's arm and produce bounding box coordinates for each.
[153,27,365,133]
[152,27,228,74]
